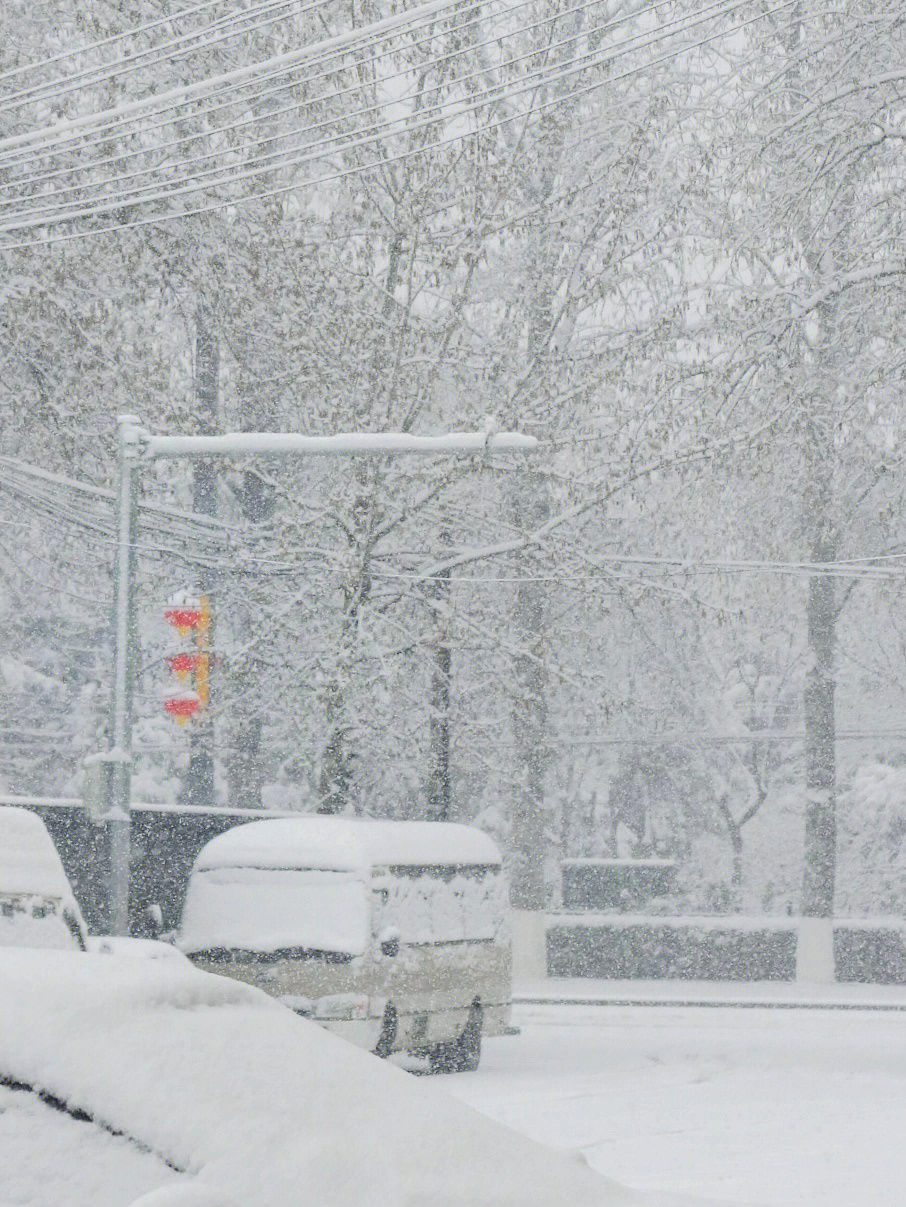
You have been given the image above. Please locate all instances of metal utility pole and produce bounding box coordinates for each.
[101,417,537,933]
[106,415,142,936]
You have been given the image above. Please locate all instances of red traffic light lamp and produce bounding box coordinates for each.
[164,606,205,636]
[165,652,201,682]
[163,695,201,726]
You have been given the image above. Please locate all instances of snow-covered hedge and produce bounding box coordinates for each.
[547,915,906,982]
[834,923,906,984]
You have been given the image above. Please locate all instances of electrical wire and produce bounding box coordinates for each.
[0,0,310,116]
[0,0,600,177]
[2,9,687,226]
[559,729,906,746]
[8,454,905,586]
[0,0,609,205]
[0,457,229,546]
[0,463,355,579]
[15,0,761,231]
[0,0,261,88]
[31,0,792,250]
[0,0,792,243]
[0,0,471,161]
[0,0,746,181]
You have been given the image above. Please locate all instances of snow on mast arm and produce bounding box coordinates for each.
[140,430,539,459]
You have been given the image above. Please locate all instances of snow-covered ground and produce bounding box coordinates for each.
[443,998,906,1207]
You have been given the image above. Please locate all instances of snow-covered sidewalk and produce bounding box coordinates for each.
[515,976,906,1010]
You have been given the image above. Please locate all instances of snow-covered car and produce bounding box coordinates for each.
[0,946,653,1207]
[177,816,512,1071]
[0,806,87,951]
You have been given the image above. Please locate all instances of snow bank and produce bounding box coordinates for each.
[0,948,648,1207]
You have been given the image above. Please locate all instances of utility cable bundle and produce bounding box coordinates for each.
[0,0,799,249]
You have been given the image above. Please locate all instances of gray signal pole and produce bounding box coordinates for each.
[103,415,538,933]
[106,415,142,936]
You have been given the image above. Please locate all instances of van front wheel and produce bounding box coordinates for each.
[428,1004,482,1074]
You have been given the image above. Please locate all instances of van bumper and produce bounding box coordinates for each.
[316,1000,510,1054]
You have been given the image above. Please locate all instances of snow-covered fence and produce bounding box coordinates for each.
[546,915,906,984]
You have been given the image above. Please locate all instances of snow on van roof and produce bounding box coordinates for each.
[0,806,76,897]
[193,816,501,874]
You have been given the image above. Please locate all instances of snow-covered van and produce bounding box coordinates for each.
[0,806,87,951]
[177,817,511,1070]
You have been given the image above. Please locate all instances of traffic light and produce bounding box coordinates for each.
[163,594,210,726]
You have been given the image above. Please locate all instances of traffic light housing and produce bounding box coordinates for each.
[163,594,210,725]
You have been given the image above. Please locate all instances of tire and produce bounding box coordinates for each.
[428,1003,483,1074]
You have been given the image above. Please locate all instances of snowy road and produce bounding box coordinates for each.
[0,1084,179,1207]
[441,1001,906,1207]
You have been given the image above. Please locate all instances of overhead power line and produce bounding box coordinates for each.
[0,0,467,159]
[561,729,906,746]
[0,0,662,180]
[3,457,904,586]
[0,0,796,248]
[2,15,697,228]
[0,0,611,205]
[0,0,262,89]
[0,0,311,116]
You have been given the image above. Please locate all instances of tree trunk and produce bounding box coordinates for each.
[226,404,273,813]
[426,637,452,822]
[509,472,550,910]
[228,714,264,811]
[317,678,354,814]
[802,525,837,916]
[426,540,452,822]
[180,302,218,809]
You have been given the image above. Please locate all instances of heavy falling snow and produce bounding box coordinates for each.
[4,1,906,1205]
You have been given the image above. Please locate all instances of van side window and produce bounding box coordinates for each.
[372,865,507,944]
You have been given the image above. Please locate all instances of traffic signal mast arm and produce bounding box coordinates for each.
[102,415,537,933]
[135,428,538,459]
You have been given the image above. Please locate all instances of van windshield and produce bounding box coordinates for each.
[179,867,369,957]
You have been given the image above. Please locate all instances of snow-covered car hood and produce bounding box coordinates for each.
[0,947,682,1207]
